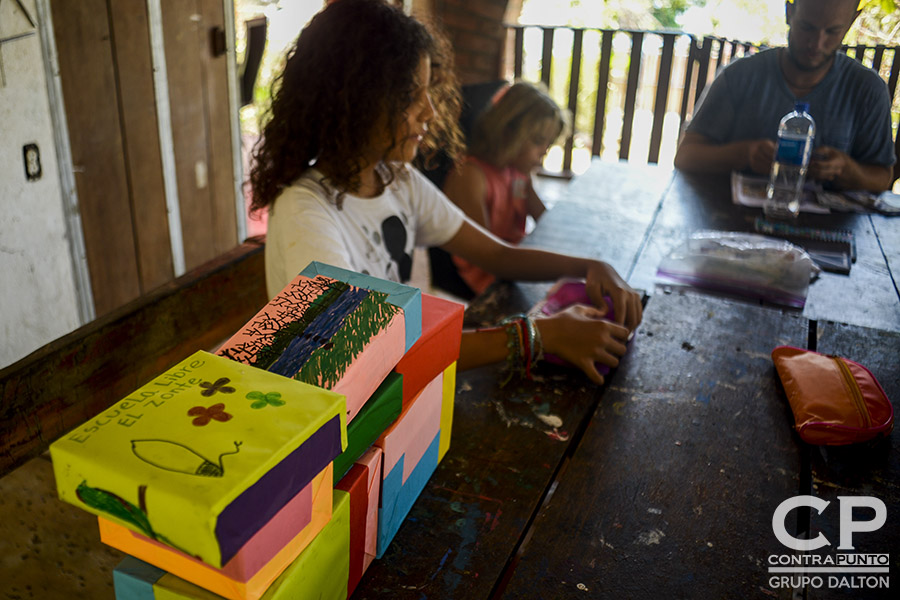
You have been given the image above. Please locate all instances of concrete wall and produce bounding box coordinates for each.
[0,0,82,369]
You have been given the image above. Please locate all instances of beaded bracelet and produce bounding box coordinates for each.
[520,315,544,364]
[492,314,544,383]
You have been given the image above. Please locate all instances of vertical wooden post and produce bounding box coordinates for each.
[887,48,899,101]
[693,36,712,102]
[563,29,583,174]
[649,33,675,164]
[541,27,554,88]
[592,30,613,157]
[619,31,643,161]
[872,45,885,72]
[679,35,697,128]
[513,26,524,80]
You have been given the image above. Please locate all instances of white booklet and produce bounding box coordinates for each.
[731,172,900,215]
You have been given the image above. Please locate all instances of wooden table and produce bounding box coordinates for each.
[2,163,895,599]
[355,160,899,599]
[627,169,900,333]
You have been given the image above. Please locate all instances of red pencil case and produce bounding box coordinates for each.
[771,346,894,445]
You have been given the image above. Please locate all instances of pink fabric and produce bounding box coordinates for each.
[452,157,530,294]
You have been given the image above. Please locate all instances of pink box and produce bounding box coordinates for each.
[335,445,382,597]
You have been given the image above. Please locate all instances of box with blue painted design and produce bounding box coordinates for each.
[217,261,421,422]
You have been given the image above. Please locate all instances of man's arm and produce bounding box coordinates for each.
[809,67,895,193]
[809,147,893,193]
[673,131,776,176]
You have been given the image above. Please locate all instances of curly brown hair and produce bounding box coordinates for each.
[249,0,463,212]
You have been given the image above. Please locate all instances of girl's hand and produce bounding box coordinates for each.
[584,261,643,332]
[536,305,630,385]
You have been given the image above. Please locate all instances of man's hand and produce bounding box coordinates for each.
[808,146,847,183]
[747,139,776,175]
[808,146,892,192]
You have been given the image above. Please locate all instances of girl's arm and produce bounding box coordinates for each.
[443,161,490,229]
[441,219,643,331]
[442,218,640,384]
[457,304,630,385]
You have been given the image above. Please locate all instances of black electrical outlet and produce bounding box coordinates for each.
[23,143,41,181]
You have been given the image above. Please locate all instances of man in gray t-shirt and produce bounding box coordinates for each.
[674,0,895,193]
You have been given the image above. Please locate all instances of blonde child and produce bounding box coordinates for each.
[443,82,567,296]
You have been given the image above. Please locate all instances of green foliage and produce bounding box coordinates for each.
[861,0,897,13]
[651,0,697,29]
[849,0,900,45]
[296,291,400,390]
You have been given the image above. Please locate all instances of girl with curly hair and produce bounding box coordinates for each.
[443,81,568,296]
[250,0,640,384]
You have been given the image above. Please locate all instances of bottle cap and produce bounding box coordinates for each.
[794,101,810,113]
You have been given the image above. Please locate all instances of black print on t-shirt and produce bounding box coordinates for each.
[381,215,412,282]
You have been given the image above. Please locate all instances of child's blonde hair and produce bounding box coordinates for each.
[469,81,569,168]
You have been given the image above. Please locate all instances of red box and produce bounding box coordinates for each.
[394,294,464,407]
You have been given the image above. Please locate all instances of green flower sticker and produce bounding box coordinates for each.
[246,391,285,409]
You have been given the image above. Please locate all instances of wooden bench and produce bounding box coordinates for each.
[0,238,268,478]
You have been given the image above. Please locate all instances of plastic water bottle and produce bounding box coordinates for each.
[765,101,815,220]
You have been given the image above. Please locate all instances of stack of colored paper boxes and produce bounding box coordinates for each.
[49,261,464,599]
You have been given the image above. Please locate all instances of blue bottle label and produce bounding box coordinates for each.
[775,137,808,166]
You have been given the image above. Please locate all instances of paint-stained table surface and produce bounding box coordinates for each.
[355,161,900,599]
[504,290,807,598]
[355,160,676,599]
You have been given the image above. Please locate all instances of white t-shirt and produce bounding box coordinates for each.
[265,164,466,298]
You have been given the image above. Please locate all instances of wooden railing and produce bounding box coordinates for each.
[504,25,900,174]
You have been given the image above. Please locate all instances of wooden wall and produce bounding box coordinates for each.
[49,0,237,318]
[163,0,238,270]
